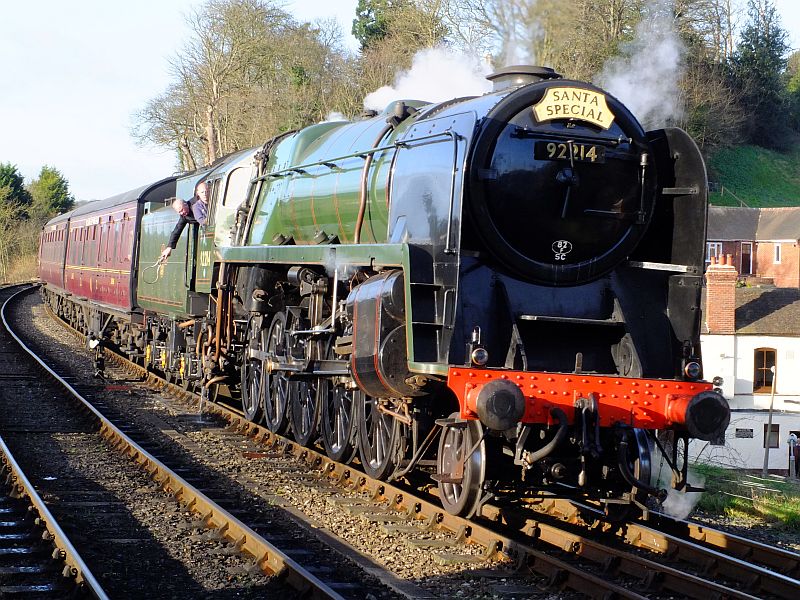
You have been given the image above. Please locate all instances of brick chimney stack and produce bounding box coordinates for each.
[705,254,738,334]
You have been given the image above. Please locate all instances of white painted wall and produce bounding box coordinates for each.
[696,333,800,470]
[701,333,800,410]
[690,411,800,471]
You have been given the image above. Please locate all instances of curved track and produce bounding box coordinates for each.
[3,285,347,599]
[0,284,107,599]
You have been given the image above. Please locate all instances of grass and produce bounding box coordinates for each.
[708,145,800,207]
[693,464,800,530]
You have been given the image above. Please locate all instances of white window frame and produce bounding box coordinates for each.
[774,243,781,264]
[706,242,722,266]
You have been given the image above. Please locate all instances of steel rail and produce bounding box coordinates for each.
[647,512,800,578]
[43,295,797,599]
[0,437,110,599]
[615,520,799,599]
[0,285,109,600]
[11,288,345,600]
[484,490,800,598]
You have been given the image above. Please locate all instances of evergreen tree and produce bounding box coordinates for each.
[0,163,32,207]
[730,0,790,148]
[352,0,409,50]
[27,166,75,219]
[786,50,800,131]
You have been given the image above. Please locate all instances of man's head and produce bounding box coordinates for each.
[171,198,190,217]
[195,181,208,203]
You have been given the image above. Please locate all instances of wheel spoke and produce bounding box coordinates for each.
[437,415,486,517]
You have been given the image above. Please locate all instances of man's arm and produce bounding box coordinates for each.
[160,216,190,261]
[167,215,189,249]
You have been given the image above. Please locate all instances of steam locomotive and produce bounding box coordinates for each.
[39,66,730,518]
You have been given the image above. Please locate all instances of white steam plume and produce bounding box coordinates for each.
[498,0,540,67]
[660,470,706,520]
[595,0,684,129]
[322,111,347,122]
[651,434,706,520]
[363,47,493,112]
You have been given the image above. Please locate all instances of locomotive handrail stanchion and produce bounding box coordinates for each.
[355,122,395,244]
[444,130,462,255]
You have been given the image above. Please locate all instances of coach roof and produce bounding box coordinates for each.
[69,176,177,219]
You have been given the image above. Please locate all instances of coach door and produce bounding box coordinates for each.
[136,200,196,315]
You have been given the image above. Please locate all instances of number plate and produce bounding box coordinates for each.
[534,141,606,164]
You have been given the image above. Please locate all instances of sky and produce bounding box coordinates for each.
[0,0,798,203]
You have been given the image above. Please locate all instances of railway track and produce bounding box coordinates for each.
[1,285,357,599]
[24,284,800,599]
[503,496,800,596]
[0,433,106,598]
[0,284,106,598]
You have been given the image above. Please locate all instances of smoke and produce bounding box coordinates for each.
[363,47,493,112]
[322,111,347,122]
[497,0,541,67]
[595,0,685,129]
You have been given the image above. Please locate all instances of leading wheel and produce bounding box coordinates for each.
[319,345,359,463]
[605,428,653,522]
[437,413,486,517]
[240,317,266,423]
[263,311,290,434]
[357,396,400,480]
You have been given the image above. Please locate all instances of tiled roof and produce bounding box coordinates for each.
[757,208,800,240]
[735,288,800,335]
[707,207,759,240]
[707,207,800,241]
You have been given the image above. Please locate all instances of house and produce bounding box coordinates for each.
[706,206,800,287]
[697,255,800,473]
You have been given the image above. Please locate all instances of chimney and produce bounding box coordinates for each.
[705,254,738,335]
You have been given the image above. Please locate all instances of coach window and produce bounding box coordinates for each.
[104,221,112,262]
[753,348,776,393]
[114,219,121,262]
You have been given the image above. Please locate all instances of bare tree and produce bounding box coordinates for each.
[134,0,366,165]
